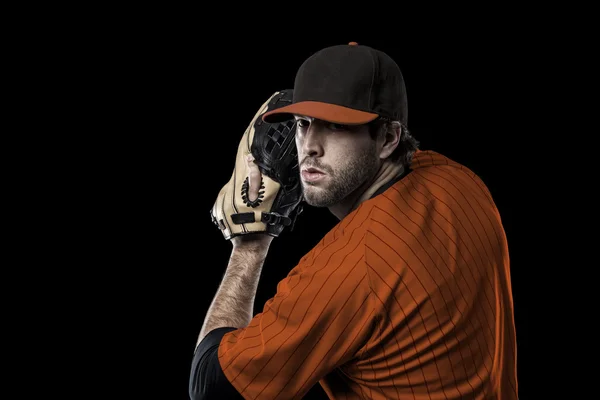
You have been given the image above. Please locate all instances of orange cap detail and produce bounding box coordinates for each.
[348,41,358,46]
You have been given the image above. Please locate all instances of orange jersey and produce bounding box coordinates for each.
[217,150,518,399]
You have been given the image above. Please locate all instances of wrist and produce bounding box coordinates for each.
[231,233,274,252]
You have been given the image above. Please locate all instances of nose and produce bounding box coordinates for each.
[300,123,323,158]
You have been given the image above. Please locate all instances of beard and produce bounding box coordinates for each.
[302,145,380,208]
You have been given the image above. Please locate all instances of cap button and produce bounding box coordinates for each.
[348,41,358,46]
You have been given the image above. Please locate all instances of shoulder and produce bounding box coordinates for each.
[407,150,496,206]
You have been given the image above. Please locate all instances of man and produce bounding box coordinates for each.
[190,42,518,399]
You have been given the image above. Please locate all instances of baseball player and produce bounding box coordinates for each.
[190,42,518,399]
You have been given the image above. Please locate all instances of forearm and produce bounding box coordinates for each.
[197,240,270,346]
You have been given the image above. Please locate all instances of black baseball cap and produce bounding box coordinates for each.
[262,42,408,126]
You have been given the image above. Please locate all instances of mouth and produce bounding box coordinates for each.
[301,167,326,183]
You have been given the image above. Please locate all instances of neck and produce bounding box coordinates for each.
[328,160,404,220]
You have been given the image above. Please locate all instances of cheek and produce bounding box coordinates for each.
[325,142,358,169]
[294,137,303,154]
[334,137,368,157]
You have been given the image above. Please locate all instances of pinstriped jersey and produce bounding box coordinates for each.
[217,150,518,399]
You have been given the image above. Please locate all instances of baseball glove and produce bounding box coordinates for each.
[210,89,303,240]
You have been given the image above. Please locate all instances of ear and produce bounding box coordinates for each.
[379,121,401,159]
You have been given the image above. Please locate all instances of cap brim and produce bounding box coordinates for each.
[262,101,379,125]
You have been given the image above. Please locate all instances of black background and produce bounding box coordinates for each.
[48,16,563,399]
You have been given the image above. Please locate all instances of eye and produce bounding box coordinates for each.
[296,119,310,128]
[328,123,350,131]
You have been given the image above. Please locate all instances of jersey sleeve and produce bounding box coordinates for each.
[217,231,377,400]
[189,327,243,400]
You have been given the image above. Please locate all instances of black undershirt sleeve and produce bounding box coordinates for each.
[188,327,244,400]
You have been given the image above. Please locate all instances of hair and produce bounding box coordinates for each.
[368,118,420,166]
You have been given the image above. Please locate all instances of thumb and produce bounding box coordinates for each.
[246,154,261,202]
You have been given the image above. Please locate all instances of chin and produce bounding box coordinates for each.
[303,190,338,208]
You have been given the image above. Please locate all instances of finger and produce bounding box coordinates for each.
[246,154,261,202]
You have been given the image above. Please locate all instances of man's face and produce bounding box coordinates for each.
[294,116,380,208]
